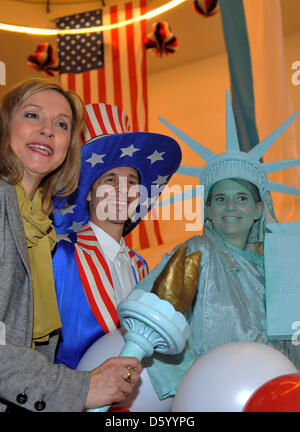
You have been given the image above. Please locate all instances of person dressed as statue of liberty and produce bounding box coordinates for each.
[134,91,300,400]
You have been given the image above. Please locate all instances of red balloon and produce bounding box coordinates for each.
[243,374,300,412]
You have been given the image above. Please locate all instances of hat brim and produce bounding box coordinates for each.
[53,132,182,235]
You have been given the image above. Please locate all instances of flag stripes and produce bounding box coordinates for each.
[57,0,148,132]
[75,226,119,332]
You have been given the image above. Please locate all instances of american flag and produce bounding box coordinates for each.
[56,0,148,132]
[56,1,164,252]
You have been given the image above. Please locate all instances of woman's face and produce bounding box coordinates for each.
[207,179,262,249]
[10,89,72,193]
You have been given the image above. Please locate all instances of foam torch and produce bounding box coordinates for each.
[88,245,201,412]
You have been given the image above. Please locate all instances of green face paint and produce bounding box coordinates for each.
[207,179,262,249]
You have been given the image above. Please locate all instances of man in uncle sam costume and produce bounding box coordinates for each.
[51,103,182,369]
[133,91,300,400]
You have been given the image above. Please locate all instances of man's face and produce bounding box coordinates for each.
[87,166,140,226]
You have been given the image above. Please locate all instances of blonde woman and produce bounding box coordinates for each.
[0,79,141,412]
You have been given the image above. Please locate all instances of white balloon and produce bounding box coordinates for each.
[172,341,298,412]
[78,328,173,412]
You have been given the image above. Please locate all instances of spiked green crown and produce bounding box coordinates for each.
[159,90,300,201]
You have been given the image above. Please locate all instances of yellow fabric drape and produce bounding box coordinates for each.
[15,184,61,346]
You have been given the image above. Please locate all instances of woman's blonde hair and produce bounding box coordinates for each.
[0,78,85,214]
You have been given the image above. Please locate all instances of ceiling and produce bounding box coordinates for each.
[1,0,300,76]
[6,0,106,3]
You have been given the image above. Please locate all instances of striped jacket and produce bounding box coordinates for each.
[52,225,148,369]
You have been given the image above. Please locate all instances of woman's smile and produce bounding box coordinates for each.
[27,142,54,156]
[222,216,241,222]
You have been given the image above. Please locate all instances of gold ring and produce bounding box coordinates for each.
[126,367,134,381]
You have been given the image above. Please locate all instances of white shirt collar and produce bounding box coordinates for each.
[88,221,126,262]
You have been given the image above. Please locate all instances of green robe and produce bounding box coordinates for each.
[134,226,300,399]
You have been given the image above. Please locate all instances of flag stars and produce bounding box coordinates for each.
[147,150,165,164]
[86,153,106,167]
[57,12,104,74]
[120,145,140,158]
[68,221,85,232]
[56,233,72,243]
[153,175,169,186]
[59,204,76,215]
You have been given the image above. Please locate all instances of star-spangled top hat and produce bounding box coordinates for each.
[52,103,182,235]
